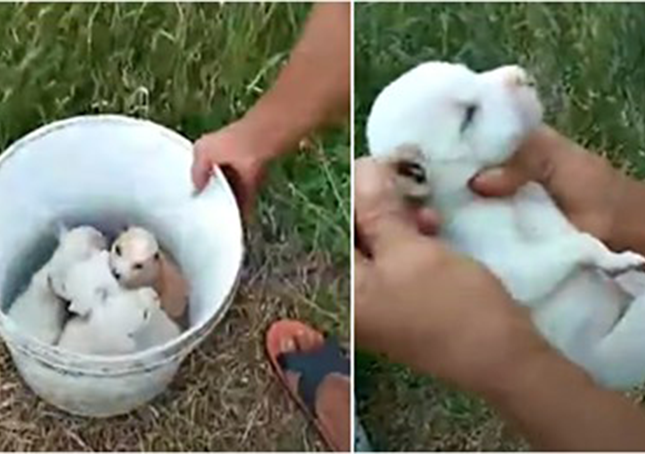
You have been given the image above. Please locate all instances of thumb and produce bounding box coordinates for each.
[192,139,216,192]
[355,157,421,257]
[469,166,529,197]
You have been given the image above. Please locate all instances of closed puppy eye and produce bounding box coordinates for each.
[460,104,478,132]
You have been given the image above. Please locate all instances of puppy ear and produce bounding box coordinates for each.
[384,144,432,203]
[69,298,93,317]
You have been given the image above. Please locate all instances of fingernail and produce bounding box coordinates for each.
[480,167,505,181]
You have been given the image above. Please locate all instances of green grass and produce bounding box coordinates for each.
[355,2,645,451]
[0,3,348,451]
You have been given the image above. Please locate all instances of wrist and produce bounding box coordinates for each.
[607,173,645,252]
[479,341,595,409]
[241,95,313,161]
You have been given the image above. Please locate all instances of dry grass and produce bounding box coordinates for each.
[0,3,349,451]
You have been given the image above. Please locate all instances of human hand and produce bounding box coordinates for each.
[470,126,627,247]
[355,157,550,395]
[192,118,276,217]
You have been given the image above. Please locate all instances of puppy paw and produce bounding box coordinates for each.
[596,251,645,276]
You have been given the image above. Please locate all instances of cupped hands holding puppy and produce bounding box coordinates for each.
[354,155,645,451]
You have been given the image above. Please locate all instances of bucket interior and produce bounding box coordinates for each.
[0,116,243,340]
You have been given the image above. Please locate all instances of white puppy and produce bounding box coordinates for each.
[62,250,121,316]
[7,266,67,345]
[110,226,188,325]
[57,287,161,356]
[110,227,160,289]
[132,306,182,351]
[48,225,108,299]
[367,61,645,389]
[7,225,107,344]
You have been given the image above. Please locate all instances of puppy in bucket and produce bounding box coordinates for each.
[8,226,107,344]
[367,61,645,389]
[110,226,189,327]
[7,224,184,355]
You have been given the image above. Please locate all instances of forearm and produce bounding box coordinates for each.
[611,175,645,254]
[242,2,350,159]
[483,348,645,450]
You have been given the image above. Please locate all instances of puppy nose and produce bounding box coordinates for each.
[504,66,535,89]
[113,271,121,280]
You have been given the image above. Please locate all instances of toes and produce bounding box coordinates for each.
[280,337,296,354]
[294,329,324,351]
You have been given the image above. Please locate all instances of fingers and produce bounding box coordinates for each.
[353,245,375,343]
[470,127,561,197]
[192,139,215,192]
[415,207,441,236]
[230,166,262,219]
[354,157,423,256]
[192,138,261,219]
[470,167,529,197]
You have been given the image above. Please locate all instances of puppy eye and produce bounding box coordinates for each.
[153,252,160,261]
[134,263,143,270]
[395,160,426,184]
[460,104,478,132]
[115,245,122,256]
[143,310,149,320]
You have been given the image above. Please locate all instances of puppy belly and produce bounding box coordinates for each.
[442,200,522,258]
[532,269,627,366]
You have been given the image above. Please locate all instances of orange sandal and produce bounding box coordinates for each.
[266,319,350,451]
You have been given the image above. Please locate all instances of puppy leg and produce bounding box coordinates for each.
[512,182,578,239]
[512,182,645,273]
[488,233,645,305]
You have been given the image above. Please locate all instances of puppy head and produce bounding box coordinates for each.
[367,61,543,171]
[63,250,119,316]
[57,226,107,253]
[104,287,161,336]
[109,227,161,288]
[95,287,161,353]
[49,226,107,298]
